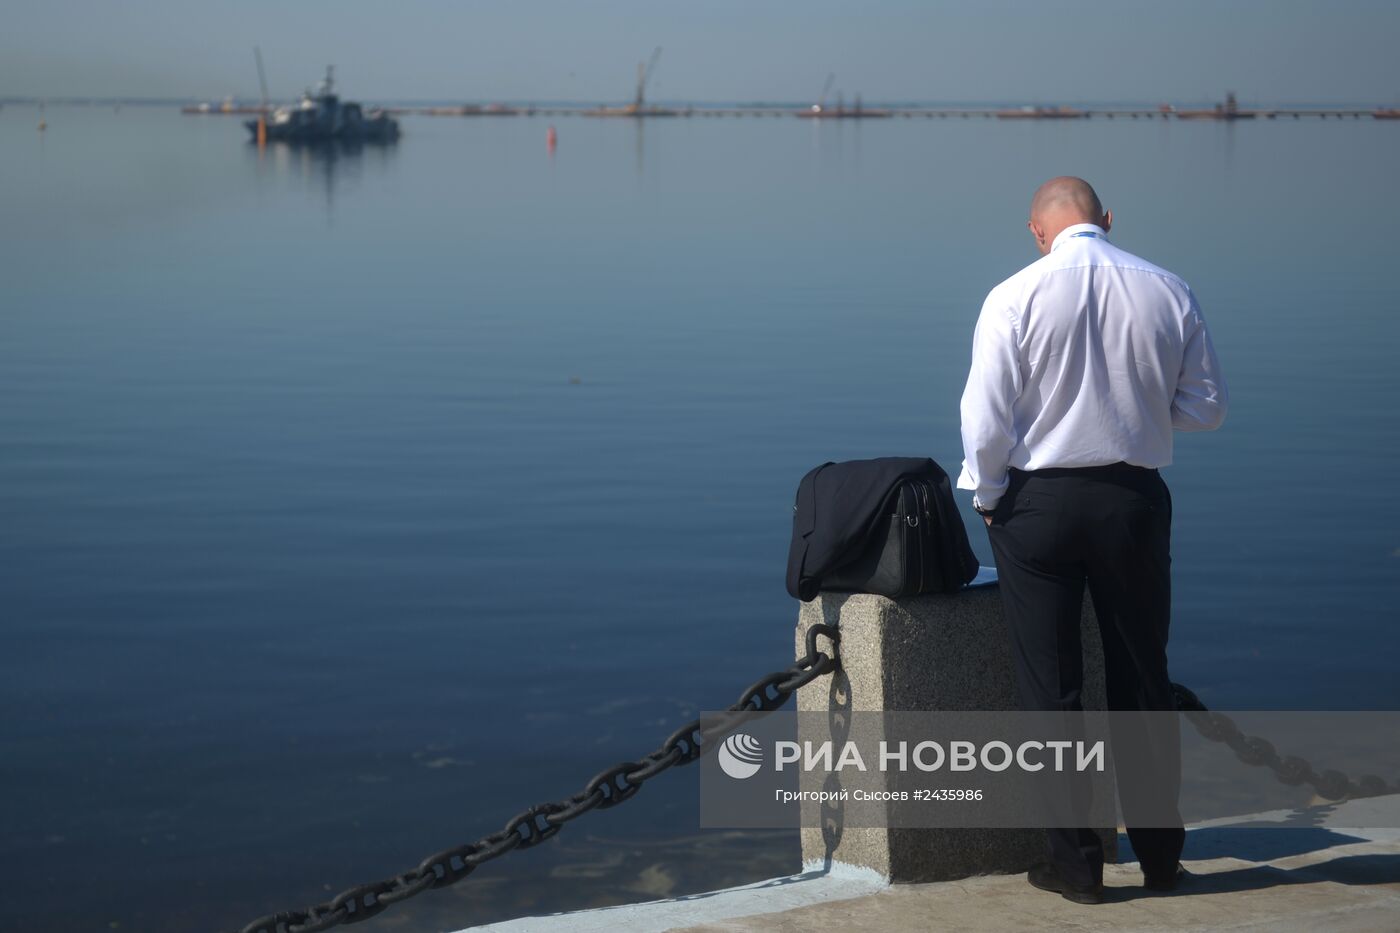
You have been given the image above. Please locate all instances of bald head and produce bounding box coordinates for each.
[1027,176,1111,255]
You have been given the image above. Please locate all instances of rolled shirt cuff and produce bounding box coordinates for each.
[958,462,1006,513]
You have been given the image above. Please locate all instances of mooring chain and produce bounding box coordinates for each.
[1171,683,1398,801]
[231,623,840,933]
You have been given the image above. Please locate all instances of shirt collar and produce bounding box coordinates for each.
[1050,223,1108,252]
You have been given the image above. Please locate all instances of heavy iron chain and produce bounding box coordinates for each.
[1172,683,1400,801]
[231,623,840,933]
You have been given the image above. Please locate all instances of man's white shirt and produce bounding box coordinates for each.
[957,223,1228,511]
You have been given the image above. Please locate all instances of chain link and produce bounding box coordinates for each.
[231,623,839,933]
[1172,683,1400,802]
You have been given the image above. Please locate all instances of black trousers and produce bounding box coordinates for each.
[986,462,1185,886]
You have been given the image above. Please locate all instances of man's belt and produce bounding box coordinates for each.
[1010,461,1157,478]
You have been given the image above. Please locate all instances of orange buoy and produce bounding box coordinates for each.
[546,125,557,152]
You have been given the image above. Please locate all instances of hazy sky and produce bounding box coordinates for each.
[4,0,1399,103]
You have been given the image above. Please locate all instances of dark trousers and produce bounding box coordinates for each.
[986,462,1185,886]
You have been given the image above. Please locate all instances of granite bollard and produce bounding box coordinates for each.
[795,577,1116,881]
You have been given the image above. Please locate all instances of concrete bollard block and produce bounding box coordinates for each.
[795,581,1116,882]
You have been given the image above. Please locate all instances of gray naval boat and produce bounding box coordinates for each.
[246,66,399,143]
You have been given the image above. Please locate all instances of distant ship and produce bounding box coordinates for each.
[995,105,1089,119]
[795,76,892,119]
[1175,91,1258,120]
[414,103,521,117]
[184,95,266,115]
[797,93,892,119]
[246,66,399,142]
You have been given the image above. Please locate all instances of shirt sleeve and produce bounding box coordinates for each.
[1171,293,1229,432]
[956,289,1022,510]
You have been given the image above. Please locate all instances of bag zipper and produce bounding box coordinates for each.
[919,482,943,591]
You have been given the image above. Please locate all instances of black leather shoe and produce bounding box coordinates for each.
[1027,861,1104,904]
[1143,863,1188,892]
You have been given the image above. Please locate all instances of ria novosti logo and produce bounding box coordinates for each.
[717,733,764,779]
[713,731,1108,779]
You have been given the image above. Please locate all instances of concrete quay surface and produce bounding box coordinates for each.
[458,797,1400,933]
[677,827,1400,933]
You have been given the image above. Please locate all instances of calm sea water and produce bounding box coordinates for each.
[3,105,1398,932]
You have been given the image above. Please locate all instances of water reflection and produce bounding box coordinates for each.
[247,138,400,220]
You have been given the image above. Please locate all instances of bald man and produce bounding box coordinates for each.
[957,177,1228,902]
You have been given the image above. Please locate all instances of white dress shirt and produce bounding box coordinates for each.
[957,223,1228,511]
